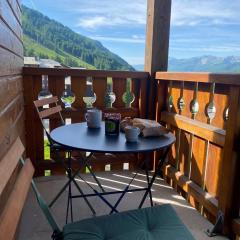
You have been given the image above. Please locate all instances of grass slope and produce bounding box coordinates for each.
[24,35,96,69]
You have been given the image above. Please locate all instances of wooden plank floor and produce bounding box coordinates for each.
[18,171,228,240]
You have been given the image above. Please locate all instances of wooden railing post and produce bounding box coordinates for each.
[144,0,171,119]
[145,0,171,170]
[219,86,240,236]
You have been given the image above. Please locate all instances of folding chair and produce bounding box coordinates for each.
[33,96,104,222]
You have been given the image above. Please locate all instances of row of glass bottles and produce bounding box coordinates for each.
[38,76,135,108]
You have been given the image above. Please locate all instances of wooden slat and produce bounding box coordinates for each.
[48,76,65,104]
[6,0,22,26]
[0,158,34,240]
[34,96,58,108]
[71,76,86,112]
[204,143,222,197]
[161,111,225,147]
[0,0,22,40]
[156,72,240,86]
[163,164,218,216]
[39,105,62,119]
[0,109,24,161]
[0,94,24,145]
[93,77,107,108]
[23,67,149,79]
[0,47,22,77]
[0,18,23,57]
[112,77,126,108]
[233,218,240,236]
[0,75,22,112]
[0,138,24,195]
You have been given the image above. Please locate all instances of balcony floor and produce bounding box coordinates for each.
[18,171,228,240]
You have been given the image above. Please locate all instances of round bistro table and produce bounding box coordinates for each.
[50,122,175,221]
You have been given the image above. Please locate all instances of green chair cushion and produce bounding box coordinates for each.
[63,204,195,240]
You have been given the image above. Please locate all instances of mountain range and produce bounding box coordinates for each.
[22,5,134,70]
[133,56,240,72]
[23,6,240,73]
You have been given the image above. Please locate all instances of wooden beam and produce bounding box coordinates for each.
[23,67,149,79]
[144,0,171,119]
[161,111,226,147]
[144,0,172,74]
[218,87,240,235]
[156,72,240,85]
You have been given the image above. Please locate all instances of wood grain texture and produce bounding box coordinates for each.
[218,87,240,234]
[0,18,23,57]
[0,158,34,240]
[0,47,22,76]
[71,76,86,112]
[93,77,107,108]
[163,164,218,217]
[23,67,148,79]
[144,0,171,74]
[0,0,22,39]
[0,138,24,195]
[34,96,58,108]
[112,77,126,108]
[161,111,225,146]
[0,75,22,112]
[0,95,24,145]
[6,0,21,25]
[39,105,62,119]
[156,72,240,86]
[0,5,28,239]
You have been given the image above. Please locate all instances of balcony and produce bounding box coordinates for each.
[0,0,240,239]
[16,67,239,240]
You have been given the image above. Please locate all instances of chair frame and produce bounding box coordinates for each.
[33,96,104,222]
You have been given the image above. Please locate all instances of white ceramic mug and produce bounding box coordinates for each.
[125,126,140,142]
[85,109,102,128]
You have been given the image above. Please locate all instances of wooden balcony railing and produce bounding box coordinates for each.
[23,68,240,237]
[23,67,150,176]
[155,72,240,237]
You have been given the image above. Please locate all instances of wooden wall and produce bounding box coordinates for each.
[0,0,24,159]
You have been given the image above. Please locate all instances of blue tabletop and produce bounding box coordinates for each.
[50,122,175,153]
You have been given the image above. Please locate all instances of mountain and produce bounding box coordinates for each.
[134,56,240,72]
[132,64,144,71]
[22,5,134,70]
[169,56,240,72]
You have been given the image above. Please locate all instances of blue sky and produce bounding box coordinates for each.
[22,0,240,65]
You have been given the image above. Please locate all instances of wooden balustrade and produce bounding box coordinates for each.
[23,67,149,176]
[155,72,240,236]
[22,67,240,237]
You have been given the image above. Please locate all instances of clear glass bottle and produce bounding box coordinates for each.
[38,75,52,100]
[104,82,116,108]
[83,77,96,108]
[61,84,76,108]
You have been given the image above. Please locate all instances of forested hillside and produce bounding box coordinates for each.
[22,5,134,70]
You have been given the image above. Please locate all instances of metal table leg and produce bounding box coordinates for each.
[138,148,170,209]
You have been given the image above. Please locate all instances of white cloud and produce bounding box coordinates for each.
[71,0,240,29]
[171,45,240,53]
[171,0,240,26]
[66,0,146,29]
[91,35,145,43]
